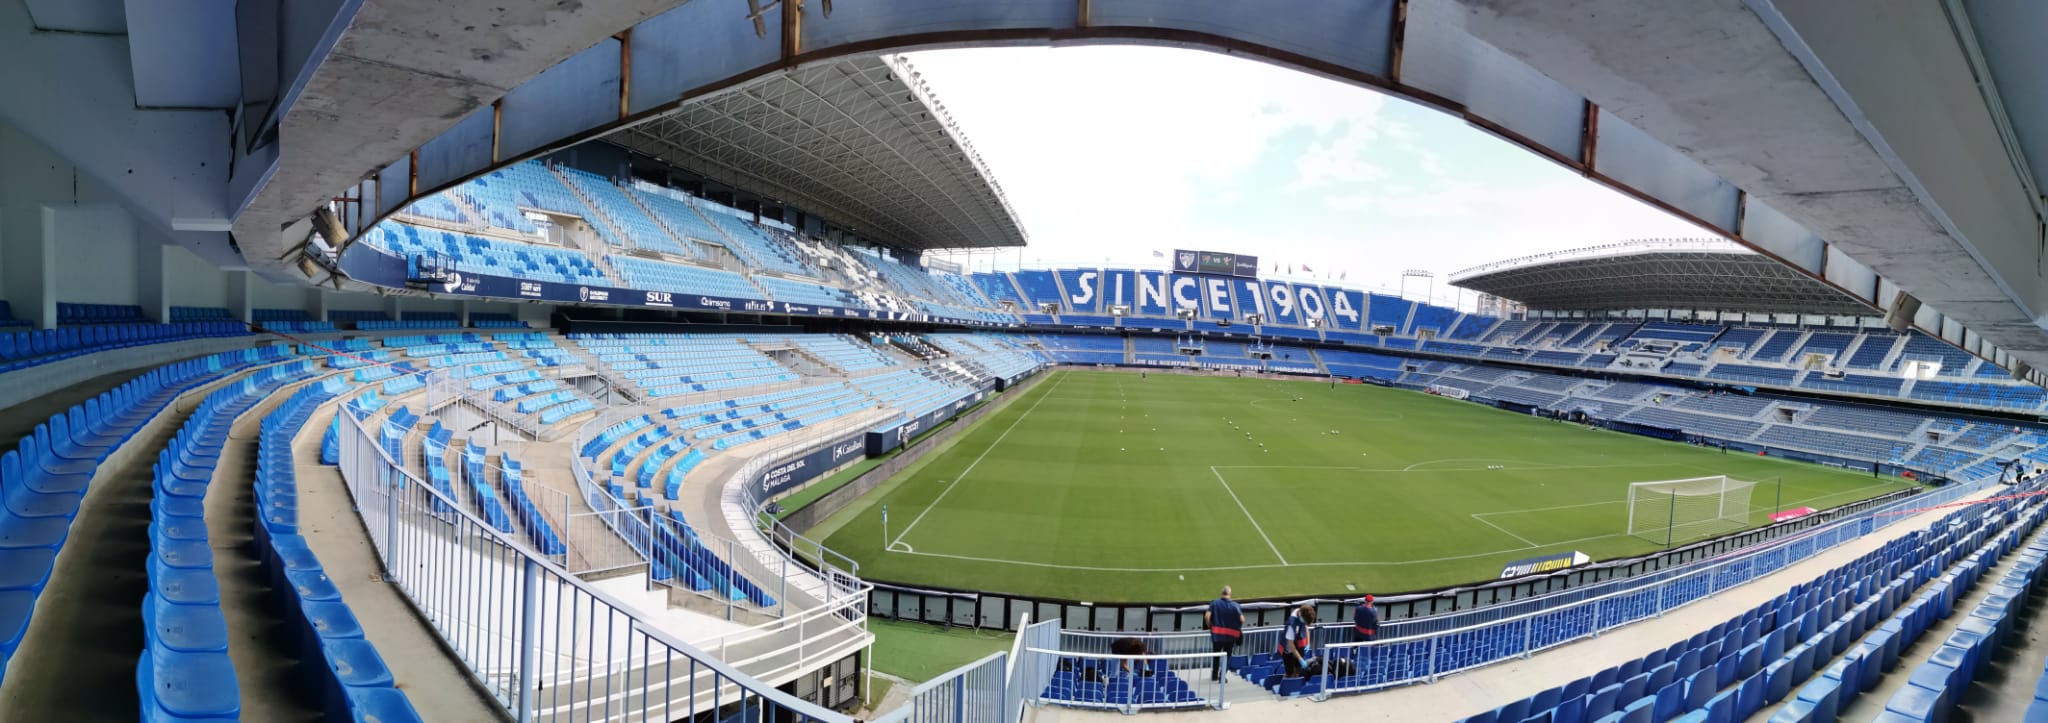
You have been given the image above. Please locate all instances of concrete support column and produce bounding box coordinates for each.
[225,269,251,323]
[313,289,333,322]
[136,240,169,323]
[458,299,471,326]
[516,303,551,327]
[26,206,56,329]
[384,294,403,321]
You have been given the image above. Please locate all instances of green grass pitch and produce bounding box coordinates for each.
[811,370,1918,602]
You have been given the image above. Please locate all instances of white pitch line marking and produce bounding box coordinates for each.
[882,530,1642,572]
[1211,466,1289,565]
[888,373,1069,548]
[1470,513,1538,547]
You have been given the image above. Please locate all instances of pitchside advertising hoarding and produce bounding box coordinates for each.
[338,244,1011,327]
[1498,550,1590,579]
[1170,249,1260,279]
[758,437,870,498]
[772,382,996,496]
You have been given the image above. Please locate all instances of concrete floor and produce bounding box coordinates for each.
[292,402,510,722]
[205,378,324,723]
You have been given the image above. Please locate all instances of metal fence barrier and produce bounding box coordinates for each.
[1311,474,2023,698]
[867,482,1921,636]
[1002,474,1991,707]
[570,402,869,613]
[873,652,1011,723]
[336,404,854,722]
[1014,646,1228,714]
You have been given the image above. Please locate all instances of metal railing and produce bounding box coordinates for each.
[1311,475,2030,698]
[566,396,872,626]
[1014,474,1991,704]
[335,403,852,722]
[873,652,1012,723]
[1013,646,1228,714]
[737,441,870,574]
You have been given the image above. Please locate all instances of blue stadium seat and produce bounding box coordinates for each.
[343,685,425,723]
[143,593,230,654]
[138,645,240,720]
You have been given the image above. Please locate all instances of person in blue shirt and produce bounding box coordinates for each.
[1203,586,1243,681]
[1352,595,1379,644]
[1278,603,1317,678]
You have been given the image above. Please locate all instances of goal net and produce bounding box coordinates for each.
[1626,475,1757,544]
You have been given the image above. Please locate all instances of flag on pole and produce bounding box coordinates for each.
[1151,250,1165,258]
[1302,264,1315,273]
[882,504,889,525]
[1341,271,1348,280]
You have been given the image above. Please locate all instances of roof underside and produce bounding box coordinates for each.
[1455,250,1877,316]
[607,54,1026,252]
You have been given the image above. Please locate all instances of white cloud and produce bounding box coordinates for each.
[1284,120,1392,193]
[905,45,1704,308]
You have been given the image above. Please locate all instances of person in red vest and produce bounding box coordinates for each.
[1279,603,1317,678]
[1203,586,1243,681]
[1352,595,1379,644]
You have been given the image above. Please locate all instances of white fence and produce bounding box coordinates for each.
[335,404,852,722]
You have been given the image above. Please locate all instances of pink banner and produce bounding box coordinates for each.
[1769,507,1817,523]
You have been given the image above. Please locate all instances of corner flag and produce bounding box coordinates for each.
[882,504,889,525]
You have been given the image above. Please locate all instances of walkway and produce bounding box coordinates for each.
[291,402,510,721]
[0,363,278,718]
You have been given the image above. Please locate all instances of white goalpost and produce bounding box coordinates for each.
[1626,475,1759,545]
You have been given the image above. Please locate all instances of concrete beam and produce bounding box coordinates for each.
[231,0,680,283]
[1446,0,2048,367]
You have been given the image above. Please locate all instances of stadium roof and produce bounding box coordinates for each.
[1449,239,1877,316]
[607,54,1026,252]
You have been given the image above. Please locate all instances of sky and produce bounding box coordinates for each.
[903,45,1706,309]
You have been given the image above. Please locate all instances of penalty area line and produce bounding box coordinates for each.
[1210,466,1289,565]
[878,529,1640,573]
[1469,513,1538,547]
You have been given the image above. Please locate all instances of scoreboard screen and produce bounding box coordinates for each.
[1172,249,1260,278]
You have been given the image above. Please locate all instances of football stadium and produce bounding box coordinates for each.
[8,3,2048,723]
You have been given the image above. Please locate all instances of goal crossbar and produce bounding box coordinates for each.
[1626,475,1758,544]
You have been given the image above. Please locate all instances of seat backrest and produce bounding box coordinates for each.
[1620,673,1647,703]
[1678,649,1702,677]
[1550,694,1586,723]
[1651,682,1684,723]
[1684,669,1716,710]
[1648,661,1677,691]
[1587,686,1620,720]
[47,413,72,447]
[1705,688,1738,723]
